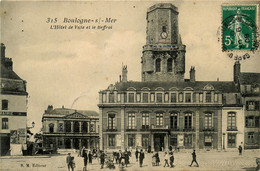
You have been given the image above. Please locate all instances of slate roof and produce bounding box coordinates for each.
[112,81,239,93]
[239,72,260,84]
[44,107,99,117]
[1,63,22,80]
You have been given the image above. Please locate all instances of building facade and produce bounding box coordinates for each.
[98,4,243,151]
[0,43,28,156]
[41,106,99,151]
[234,62,260,149]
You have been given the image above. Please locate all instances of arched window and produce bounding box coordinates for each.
[74,121,79,133]
[82,122,88,133]
[162,26,166,32]
[65,121,71,133]
[167,58,173,72]
[155,58,161,72]
[49,123,54,133]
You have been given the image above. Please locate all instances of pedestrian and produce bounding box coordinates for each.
[164,152,169,167]
[66,153,74,171]
[100,151,105,169]
[82,150,88,171]
[135,148,139,162]
[139,149,145,167]
[88,151,93,164]
[154,152,160,166]
[169,152,174,168]
[238,145,243,155]
[124,149,129,167]
[189,150,199,167]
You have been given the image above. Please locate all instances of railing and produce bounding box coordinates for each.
[126,126,137,131]
[183,128,195,132]
[227,127,238,131]
[106,128,117,132]
[202,127,215,131]
[170,128,180,131]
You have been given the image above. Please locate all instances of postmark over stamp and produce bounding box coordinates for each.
[222,5,258,52]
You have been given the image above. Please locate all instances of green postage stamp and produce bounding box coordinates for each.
[222,5,258,51]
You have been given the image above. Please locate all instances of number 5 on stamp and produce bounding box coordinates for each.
[222,5,258,51]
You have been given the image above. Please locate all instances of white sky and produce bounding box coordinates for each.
[1,0,260,132]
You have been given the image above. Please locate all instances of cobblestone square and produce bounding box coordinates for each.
[1,150,259,171]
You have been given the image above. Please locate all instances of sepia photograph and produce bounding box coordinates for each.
[0,0,260,170]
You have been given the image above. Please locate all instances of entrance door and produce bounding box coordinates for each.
[65,139,71,149]
[0,136,10,156]
[154,134,164,151]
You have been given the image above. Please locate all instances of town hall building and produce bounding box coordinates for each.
[98,3,247,151]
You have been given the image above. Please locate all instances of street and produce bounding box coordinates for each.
[0,149,259,171]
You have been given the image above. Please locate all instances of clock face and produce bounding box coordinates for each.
[161,32,168,39]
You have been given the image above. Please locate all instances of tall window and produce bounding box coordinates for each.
[143,93,148,103]
[227,112,236,130]
[156,93,163,103]
[184,113,192,129]
[108,114,116,130]
[109,93,114,103]
[228,133,236,148]
[108,135,115,146]
[74,121,80,133]
[2,118,8,129]
[248,132,254,143]
[58,123,63,132]
[2,100,8,110]
[206,92,211,102]
[142,113,149,129]
[128,93,134,103]
[128,134,135,147]
[49,123,54,133]
[170,113,178,129]
[128,113,136,129]
[246,101,259,110]
[185,93,191,103]
[156,113,163,126]
[245,116,259,127]
[167,58,173,72]
[65,121,71,132]
[204,113,213,129]
[82,122,88,133]
[171,93,177,102]
[155,58,161,72]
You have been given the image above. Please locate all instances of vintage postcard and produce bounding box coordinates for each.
[1,0,260,171]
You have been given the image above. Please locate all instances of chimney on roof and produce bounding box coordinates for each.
[234,61,241,84]
[45,105,53,113]
[122,65,128,82]
[1,43,6,58]
[189,66,195,82]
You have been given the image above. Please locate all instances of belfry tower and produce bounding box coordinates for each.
[141,3,186,82]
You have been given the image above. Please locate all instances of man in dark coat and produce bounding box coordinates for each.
[100,151,105,169]
[139,149,145,167]
[238,145,243,155]
[189,150,199,167]
[119,150,122,165]
[124,149,129,167]
[82,150,88,171]
[66,153,74,171]
[135,148,139,162]
[169,152,174,168]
